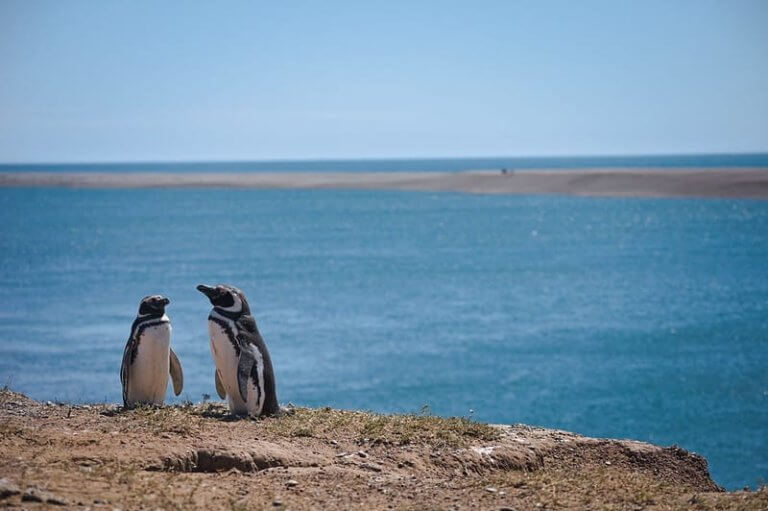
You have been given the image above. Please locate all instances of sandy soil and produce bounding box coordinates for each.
[1,168,767,198]
[1,390,766,510]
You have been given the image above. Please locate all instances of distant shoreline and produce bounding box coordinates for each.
[1,168,767,199]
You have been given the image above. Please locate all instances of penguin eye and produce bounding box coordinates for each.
[215,291,235,308]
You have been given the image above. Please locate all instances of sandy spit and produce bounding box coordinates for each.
[1,168,767,198]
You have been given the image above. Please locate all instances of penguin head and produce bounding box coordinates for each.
[196,284,250,315]
[138,295,170,316]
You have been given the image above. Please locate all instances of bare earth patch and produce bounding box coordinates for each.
[0,389,765,510]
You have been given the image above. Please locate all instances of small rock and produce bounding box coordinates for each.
[605,461,612,465]
[357,450,368,458]
[93,498,106,504]
[272,498,283,506]
[0,478,21,499]
[47,495,68,506]
[329,440,338,446]
[499,508,517,511]
[335,452,349,458]
[286,480,299,487]
[484,486,498,493]
[361,463,383,472]
[22,488,44,503]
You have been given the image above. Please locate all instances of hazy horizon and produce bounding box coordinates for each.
[2,151,768,167]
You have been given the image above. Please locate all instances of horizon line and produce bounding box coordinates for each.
[2,151,768,167]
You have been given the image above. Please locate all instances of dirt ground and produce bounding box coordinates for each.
[0,389,765,510]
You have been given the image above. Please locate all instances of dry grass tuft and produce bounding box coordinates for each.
[121,405,201,436]
[0,386,18,406]
[477,468,768,511]
[261,406,501,447]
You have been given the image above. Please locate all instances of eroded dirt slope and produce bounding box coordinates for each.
[1,390,765,510]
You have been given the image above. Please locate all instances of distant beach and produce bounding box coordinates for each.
[1,168,767,198]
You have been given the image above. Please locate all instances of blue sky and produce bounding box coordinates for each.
[1,1,766,162]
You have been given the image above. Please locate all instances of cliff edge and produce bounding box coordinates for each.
[1,390,765,510]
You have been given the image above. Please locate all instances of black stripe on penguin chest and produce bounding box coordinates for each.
[129,319,168,365]
[209,317,241,356]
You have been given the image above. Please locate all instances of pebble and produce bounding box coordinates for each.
[286,480,299,487]
[329,440,338,446]
[272,498,283,506]
[357,450,368,458]
[0,478,21,499]
[361,463,383,472]
[21,488,44,503]
[47,496,68,506]
[605,461,612,465]
[21,490,67,506]
[484,486,498,493]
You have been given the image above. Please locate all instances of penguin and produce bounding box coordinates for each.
[196,284,279,417]
[120,295,183,407]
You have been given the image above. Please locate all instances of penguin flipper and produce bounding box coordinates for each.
[169,348,184,396]
[120,336,135,407]
[236,349,256,403]
[214,369,227,399]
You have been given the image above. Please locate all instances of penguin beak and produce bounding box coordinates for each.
[196,284,216,299]
[161,297,170,306]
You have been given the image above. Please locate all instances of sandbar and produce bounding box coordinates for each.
[1,168,767,198]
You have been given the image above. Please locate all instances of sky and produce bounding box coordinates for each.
[0,1,767,163]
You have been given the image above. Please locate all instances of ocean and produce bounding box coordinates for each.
[1,152,768,173]
[0,186,766,490]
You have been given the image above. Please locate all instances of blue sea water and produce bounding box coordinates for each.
[1,153,768,173]
[0,187,766,490]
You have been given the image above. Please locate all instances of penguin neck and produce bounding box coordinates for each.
[130,312,169,340]
[212,307,242,321]
[137,311,167,321]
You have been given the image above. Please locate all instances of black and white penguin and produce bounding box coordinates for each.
[196,284,279,417]
[120,295,183,407]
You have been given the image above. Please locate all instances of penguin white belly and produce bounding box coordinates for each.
[128,322,171,405]
[208,321,262,416]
